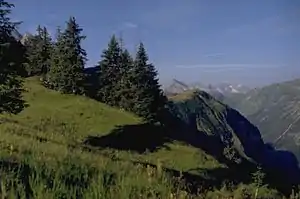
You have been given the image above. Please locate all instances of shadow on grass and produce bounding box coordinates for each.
[83,123,172,153]
[82,119,300,196]
[131,161,252,194]
[82,121,248,168]
[0,160,33,199]
[0,158,98,199]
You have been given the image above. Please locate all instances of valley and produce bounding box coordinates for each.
[224,79,300,161]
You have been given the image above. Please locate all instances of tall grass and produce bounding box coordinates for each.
[0,153,296,199]
[0,154,188,199]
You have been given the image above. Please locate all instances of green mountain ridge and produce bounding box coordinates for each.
[224,78,300,161]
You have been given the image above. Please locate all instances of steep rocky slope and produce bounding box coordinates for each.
[167,90,300,185]
[224,79,300,161]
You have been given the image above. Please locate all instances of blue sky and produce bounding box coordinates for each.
[10,0,300,87]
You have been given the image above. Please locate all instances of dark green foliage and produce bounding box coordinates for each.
[130,43,167,123]
[24,25,53,76]
[83,66,100,98]
[0,0,26,114]
[117,49,135,110]
[252,167,265,187]
[97,35,122,105]
[45,17,86,94]
[96,39,166,123]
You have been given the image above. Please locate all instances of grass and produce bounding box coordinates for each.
[0,77,297,198]
[168,90,198,102]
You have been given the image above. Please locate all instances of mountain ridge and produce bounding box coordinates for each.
[164,79,251,101]
[166,90,300,186]
[224,78,300,161]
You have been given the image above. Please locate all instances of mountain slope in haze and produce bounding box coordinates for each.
[224,78,300,161]
[163,79,190,96]
[167,90,300,185]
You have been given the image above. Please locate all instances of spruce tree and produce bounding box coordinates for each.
[46,17,86,94]
[44,27,63,90]
[97,35,122,105]
[0,0,26,114]
[118,48,135,110]
[131,42,167,123]
[23,33,39,75]
[24,25,52,76]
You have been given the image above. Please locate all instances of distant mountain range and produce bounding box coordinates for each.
[164,79,251,101]
[224,78,300,161]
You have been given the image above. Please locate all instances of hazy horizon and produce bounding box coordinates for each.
[11,0,300,88]
[158,65,300,88]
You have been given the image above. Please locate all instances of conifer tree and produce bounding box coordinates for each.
[24,25,52,76]
[0,0,26,114]
[44,27,63,90]
[131,42,167,123]
[23,33,39,75]
[118,48,135,110]
[46,17,86,94]
[97,35,122,105]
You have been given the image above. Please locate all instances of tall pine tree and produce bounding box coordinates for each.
[46,17,86,94]
[131,42,167,123]
[97,35,122,105]
[118,48,135,110]
[0,0,26,114]
[44,27,63,90]
[24,25,53,76]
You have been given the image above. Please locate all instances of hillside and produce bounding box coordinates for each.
[0,78,246,198]
[224,79,300,161]
[1,78,298,198]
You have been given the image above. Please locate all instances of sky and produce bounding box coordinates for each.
[10,0,300,88]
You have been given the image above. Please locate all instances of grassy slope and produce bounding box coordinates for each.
[0,77,230,198]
